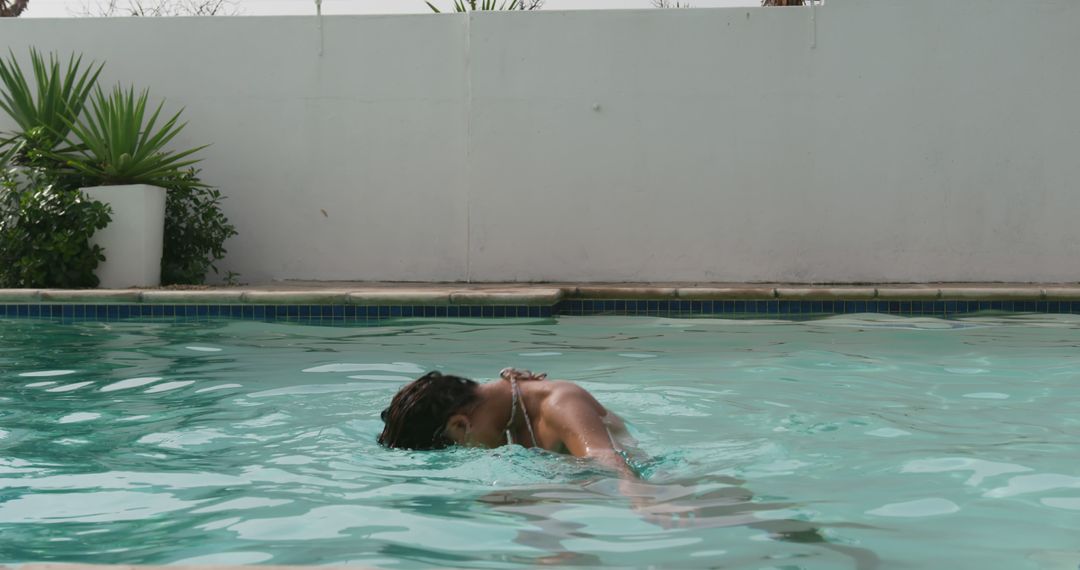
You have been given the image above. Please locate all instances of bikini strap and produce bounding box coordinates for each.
[503,376,539,448]
[516,379,539,448]
[500,367,547,382]
[504,377,519,445]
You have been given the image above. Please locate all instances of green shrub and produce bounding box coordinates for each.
[0,164,111,288]
[161,169,237,285]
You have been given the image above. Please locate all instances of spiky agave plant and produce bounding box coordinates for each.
[53,85,207,190]
[426,0,522,12]
[0,49,103,163]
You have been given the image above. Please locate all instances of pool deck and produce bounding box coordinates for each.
[0,282,1078,304]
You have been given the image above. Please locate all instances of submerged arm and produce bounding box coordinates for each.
[544,386,637,479]
[545,386,690,526]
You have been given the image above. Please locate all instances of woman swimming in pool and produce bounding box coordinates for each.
[379,369,882,567]
[379,368,635,476]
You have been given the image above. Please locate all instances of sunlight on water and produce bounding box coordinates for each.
[1,314,1079,569]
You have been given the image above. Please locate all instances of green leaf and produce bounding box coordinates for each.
[0,169,112,288]
[49,83,207,188]
[0,49,103,165]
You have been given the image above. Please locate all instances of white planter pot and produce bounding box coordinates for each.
[81,184,166,289]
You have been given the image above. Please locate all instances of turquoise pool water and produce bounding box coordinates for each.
[1,314,1078,569]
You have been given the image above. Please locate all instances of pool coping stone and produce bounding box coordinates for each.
[140,290,246,304]
[38,290,142,303]
[875,287,943,300]
[449,288,563,306]
[0,289,42,302]
[240,291,352,305]
[1040,287,1080,300]
[774,287,877,300]
[346,290,452,305]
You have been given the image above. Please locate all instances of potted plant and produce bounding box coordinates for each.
[54,85,207,288]
[2,49,232,289]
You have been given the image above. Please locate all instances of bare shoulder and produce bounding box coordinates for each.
[543,380,592,396]
[540,380,605,412]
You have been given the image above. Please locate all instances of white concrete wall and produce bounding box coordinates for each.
[1,16,472,282]
[3,0,1079,283]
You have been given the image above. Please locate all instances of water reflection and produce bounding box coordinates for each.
[480,474,880,569]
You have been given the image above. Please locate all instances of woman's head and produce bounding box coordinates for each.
[378,371,481,450]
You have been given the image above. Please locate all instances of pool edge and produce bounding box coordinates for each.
[2,284,1080,322]
[3,284,1080,305]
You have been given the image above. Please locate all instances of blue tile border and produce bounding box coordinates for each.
[553,299,1080,317]
[0,299,1075,325]
[0,304,555,324]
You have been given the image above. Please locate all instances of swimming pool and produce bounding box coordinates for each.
[1,314,1078,569]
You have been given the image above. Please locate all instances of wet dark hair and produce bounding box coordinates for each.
[378,371,480,450]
